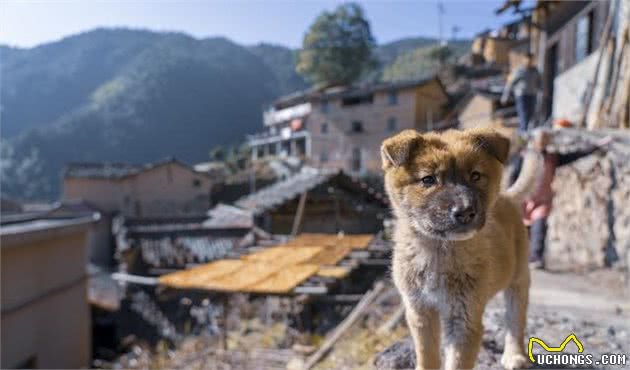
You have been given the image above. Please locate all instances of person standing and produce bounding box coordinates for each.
[501,52,542,132]
[524,123,613,269]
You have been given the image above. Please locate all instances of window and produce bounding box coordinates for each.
[351,148,362,172]
[192,178,201,187]
[321,122,328,134]
[320,151,329,163]
[388,91,398,105]
[387,117,398,132]
[575,11,594,63]
[351,121,363,133]
[321,100,329,113]
[342,94,373,106]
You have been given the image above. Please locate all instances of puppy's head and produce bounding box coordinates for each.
[381,128,509,241]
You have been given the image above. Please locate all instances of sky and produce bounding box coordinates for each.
[0,0,523,49]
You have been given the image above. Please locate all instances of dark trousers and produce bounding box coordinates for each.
[508,153,547,262]
[508,153,523,186]
[515,94,536,132]
[530,218,547,261]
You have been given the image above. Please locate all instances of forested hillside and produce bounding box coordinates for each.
[0,28,468,200]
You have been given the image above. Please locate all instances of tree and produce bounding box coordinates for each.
[297,3,377,86]
[209,146,225,161]
[428,45,454,65]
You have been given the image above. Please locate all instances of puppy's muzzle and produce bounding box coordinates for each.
[450,204,477,225]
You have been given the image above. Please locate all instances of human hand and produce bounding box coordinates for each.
[532,131,551,152]
[595,136,614,148]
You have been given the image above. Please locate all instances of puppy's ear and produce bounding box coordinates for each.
[381,130,422,169]
[471,129,510,164]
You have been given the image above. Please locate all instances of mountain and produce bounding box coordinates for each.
[248,43,309,96]
[1,29,285,200]
[381,39,471,82]
[0,29,469,200]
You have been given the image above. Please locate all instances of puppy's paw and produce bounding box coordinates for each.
[500,352,531,370]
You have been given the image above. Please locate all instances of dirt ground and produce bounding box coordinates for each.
[318,269,630,370]
[108,269,629,369]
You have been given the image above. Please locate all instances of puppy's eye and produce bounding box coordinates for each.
[470,171,482,182]
[420,175,437,186]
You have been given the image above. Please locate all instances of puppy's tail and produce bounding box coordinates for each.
[503,148,543,201]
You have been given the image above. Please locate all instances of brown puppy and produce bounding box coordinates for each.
[381,127,535,370]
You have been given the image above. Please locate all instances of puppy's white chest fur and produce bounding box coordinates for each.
[394,244,473,311]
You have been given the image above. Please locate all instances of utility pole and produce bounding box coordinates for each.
[437,1,446,46]
[451,25,461,42]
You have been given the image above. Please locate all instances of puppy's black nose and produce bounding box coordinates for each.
[451,205,476,225]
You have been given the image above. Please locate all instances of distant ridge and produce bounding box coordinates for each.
[0,28,469,200]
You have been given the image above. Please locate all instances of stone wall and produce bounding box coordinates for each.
[545,129,630,270]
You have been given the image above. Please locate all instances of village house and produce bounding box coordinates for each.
[221,168,389,235]
[470,17,531,69]
[494,0,628,126]
[247,77,450,176]
[456,89,519,129]
[1,213,98,368]
[63,158,212,217]
[541,0,628,128]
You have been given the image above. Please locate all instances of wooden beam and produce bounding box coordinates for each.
[291,191,308,236]
[360,259,391,266]
[303,281,386,370]
[349,250,370,259]
[222,294,228,350]
[583,6,614,128]
[111,272,158,286]
[317,294,364,303]
[377,304,405,334]
[293,286,328,295]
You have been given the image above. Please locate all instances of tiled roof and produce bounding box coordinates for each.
[273,76,442,108]
[64,157,207,179]
[233,168,340,214]
[205,168,387,224]
[64,162,143,179]
[138,236,240,268]
[204,204,253,229]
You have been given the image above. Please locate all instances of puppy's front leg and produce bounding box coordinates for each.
[404,303,441,370]
[501,277,531,369]
[443,309,483,370]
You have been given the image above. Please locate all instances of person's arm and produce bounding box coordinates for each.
[556,137,614,167]
[501,73,515,104]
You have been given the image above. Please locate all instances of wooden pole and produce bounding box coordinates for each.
[291,191,308,236]
[583,6,614,128]
[222,294,228,350]
[377,304,406,334]
[303,281,386,370]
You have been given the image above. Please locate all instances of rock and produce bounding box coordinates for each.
[544,128,630,272]
[373,337,415,370]
[547,154,613,270]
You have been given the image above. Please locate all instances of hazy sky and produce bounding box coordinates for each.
[1,0,523,49]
